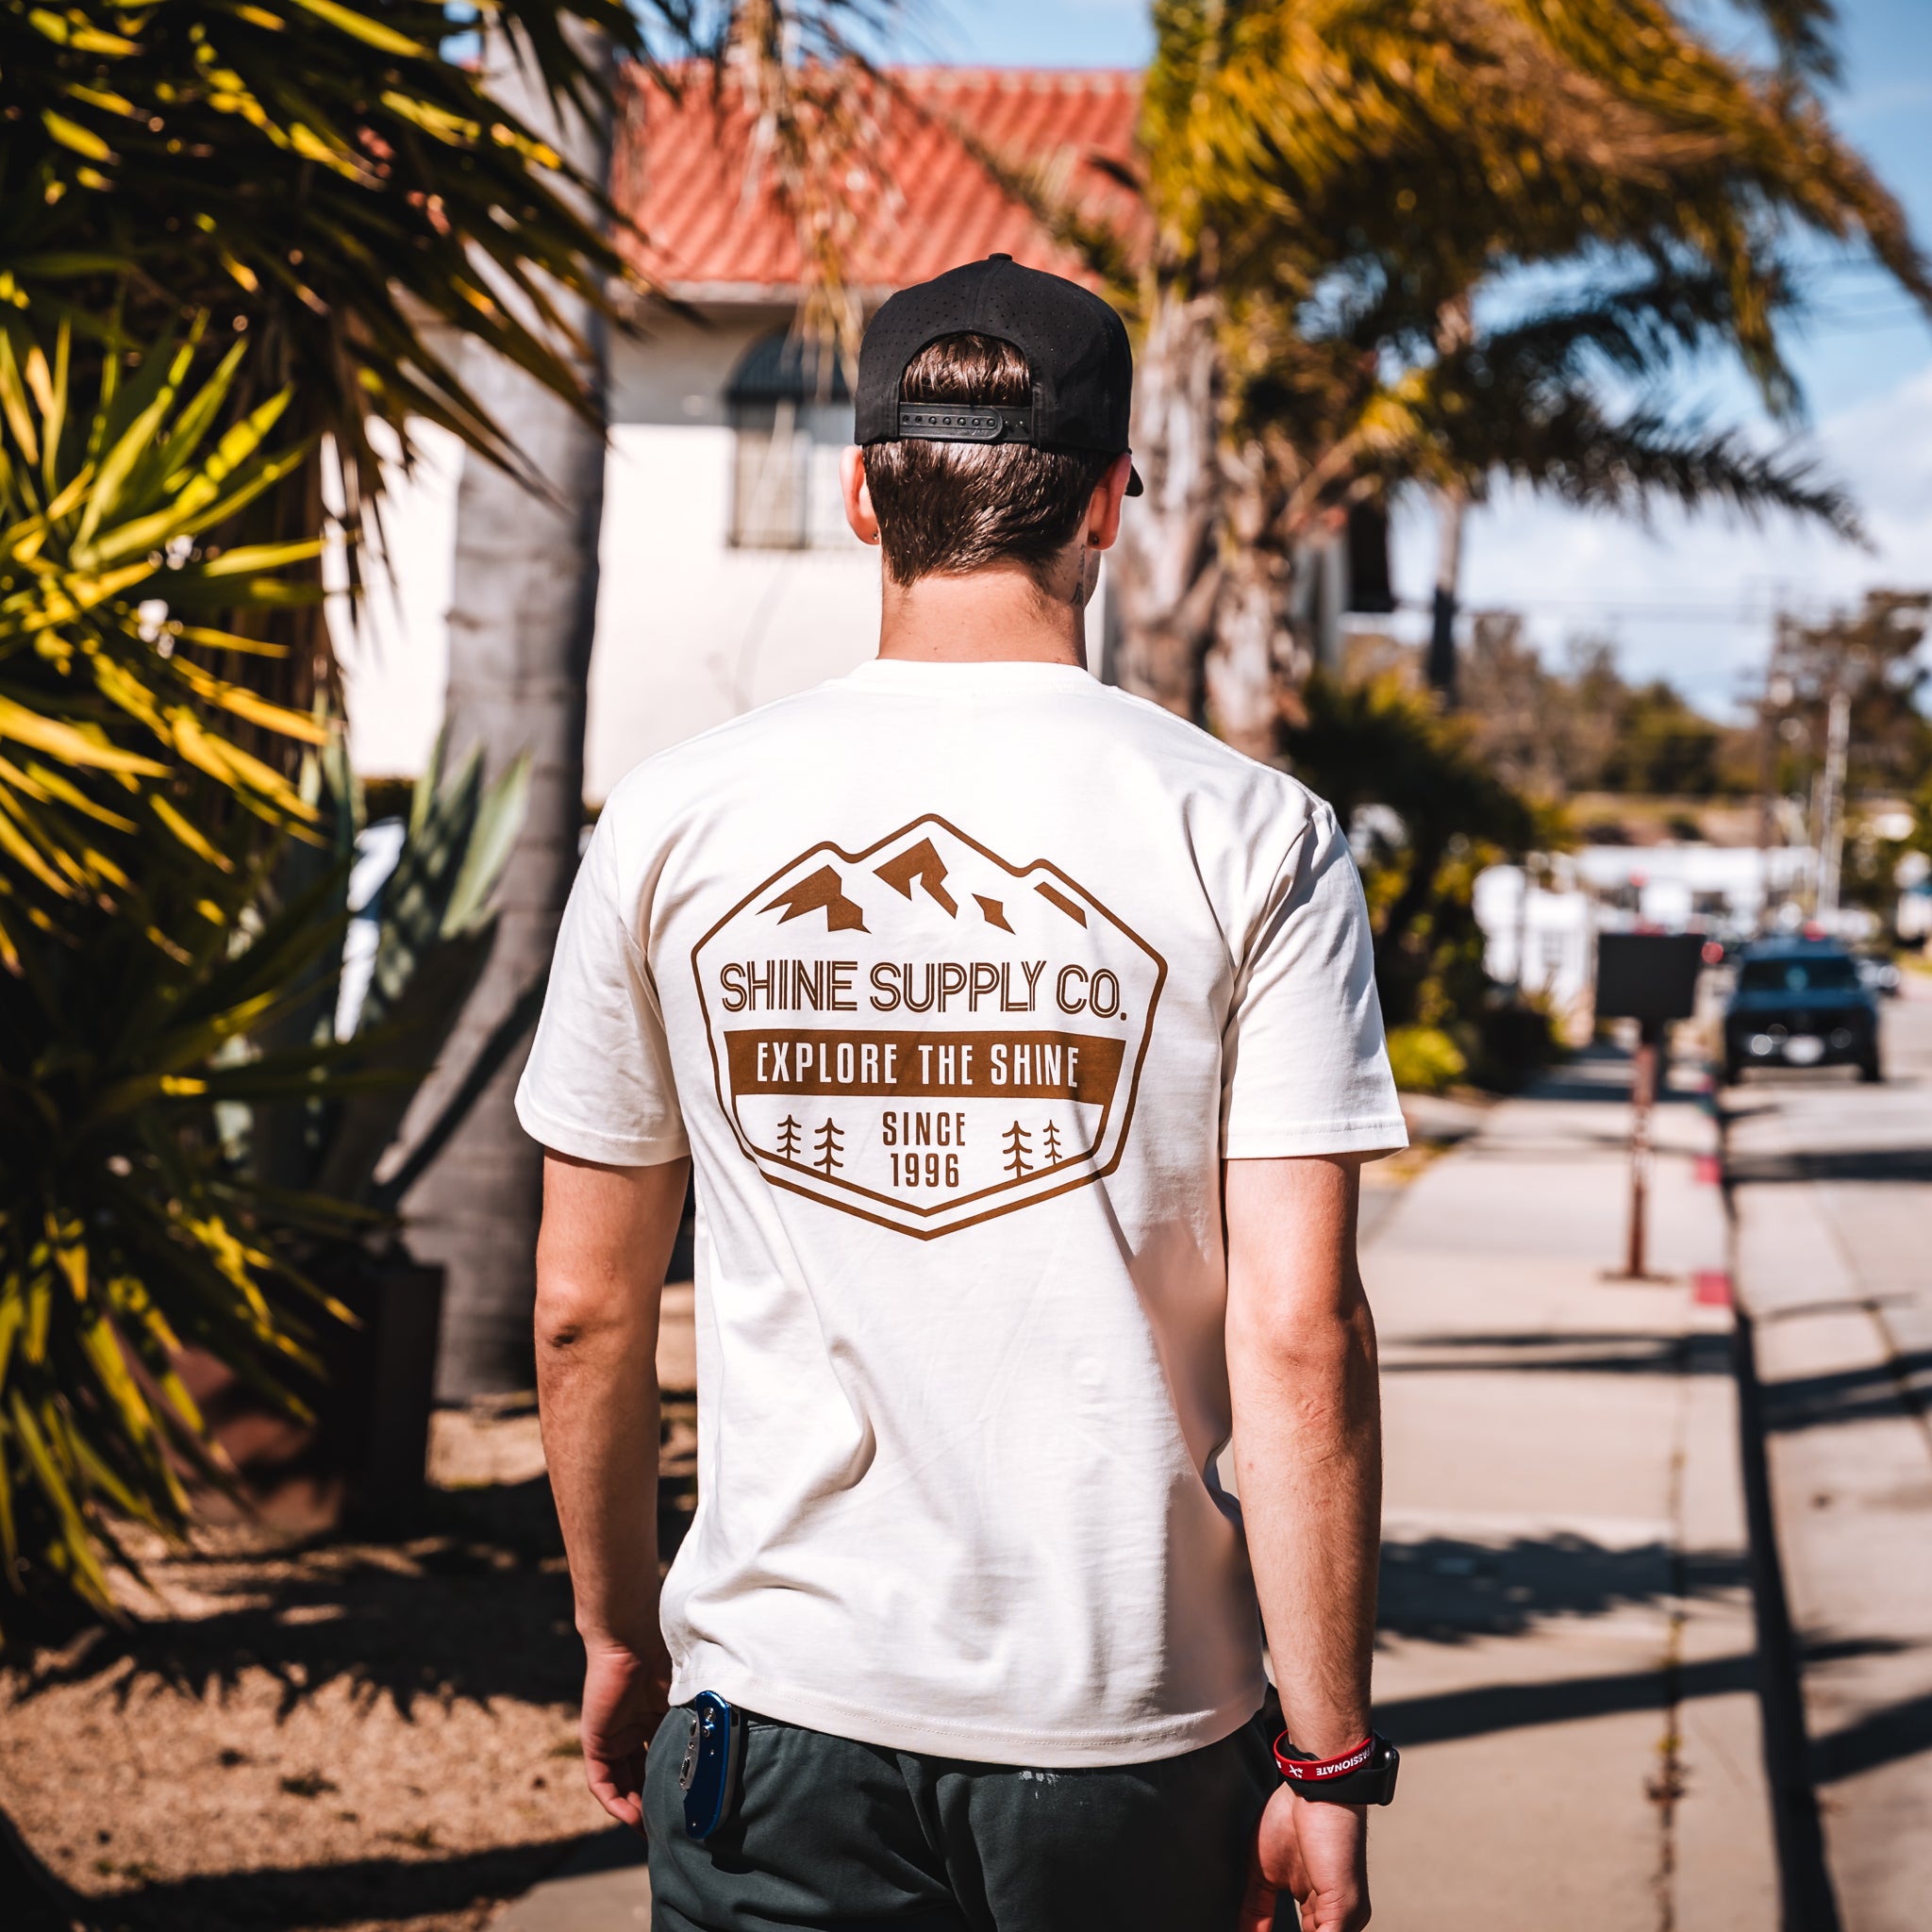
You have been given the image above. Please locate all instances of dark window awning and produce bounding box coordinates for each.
[726,332,852,406]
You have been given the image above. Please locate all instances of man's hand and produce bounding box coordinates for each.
[1239,1787,1370,1932]
[580,1636,674,1833]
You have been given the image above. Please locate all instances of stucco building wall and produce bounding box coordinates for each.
[341,303,1115,800]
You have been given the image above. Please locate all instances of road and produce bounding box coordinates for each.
[1727,973,1932,1932]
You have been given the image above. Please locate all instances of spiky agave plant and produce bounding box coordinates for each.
[0,324,374,1633]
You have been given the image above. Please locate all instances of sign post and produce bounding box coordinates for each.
[1594,933,1705,1283]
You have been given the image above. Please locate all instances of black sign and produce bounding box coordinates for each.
[1595,932,1706,1023]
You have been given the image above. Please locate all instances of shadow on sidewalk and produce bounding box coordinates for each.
[1758,1351,1932,1434]
[1378,1534,1747,1642]
[1519,1043,1703,1108]
[1728,1145,1932,1187]
[1382,1332,1734,1377]
[1379,1652,1750,1745]
[1380,1638,1901,1752]
[1812,1683,1932,1784]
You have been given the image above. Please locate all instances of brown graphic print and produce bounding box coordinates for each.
[691,816,1167,1238]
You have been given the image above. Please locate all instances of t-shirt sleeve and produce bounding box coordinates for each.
[1222,801,1408,1159]
[514,817,690,1167]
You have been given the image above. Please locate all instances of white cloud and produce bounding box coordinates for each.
[1390,363,1932,716]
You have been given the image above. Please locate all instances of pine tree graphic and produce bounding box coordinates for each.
[775,1115,804,1161]
[1003,1121,1033,1177]
[1041,1120,1063,1164]
[813,1118,844,1175]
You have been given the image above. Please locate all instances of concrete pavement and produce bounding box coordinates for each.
[1367,1050,1774,1932]
[1727,974,1932,1932]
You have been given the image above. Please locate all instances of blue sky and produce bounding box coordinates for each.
[918,0,1932,714]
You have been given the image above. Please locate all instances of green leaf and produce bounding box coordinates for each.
[41,110,115,163]
[285,0,432,58]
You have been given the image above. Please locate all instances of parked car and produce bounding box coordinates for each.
[1722,940,1881,1085]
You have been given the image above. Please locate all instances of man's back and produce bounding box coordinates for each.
[525,260,1400,1932]
[519,656,1402,1764]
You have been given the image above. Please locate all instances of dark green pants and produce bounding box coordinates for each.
[644,1704,1281,1932]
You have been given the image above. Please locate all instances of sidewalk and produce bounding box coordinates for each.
[495,1050,1776,1932]
[1726,978,1932,1932]
[1367,1052,1775,1931]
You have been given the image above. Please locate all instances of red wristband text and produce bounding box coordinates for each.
[1273,1732,1375,1784]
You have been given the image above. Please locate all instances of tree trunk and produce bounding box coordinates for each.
[1203,444,1296,762]
[1111,279,1224,723]
[1425,486,1466,703]
[1424,299,1474,706]
[404,26,613,1399]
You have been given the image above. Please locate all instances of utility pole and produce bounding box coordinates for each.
[1757,657,1779,937]
[1815,684,1851,922]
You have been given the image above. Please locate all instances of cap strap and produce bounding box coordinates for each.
[892,404,1036,445]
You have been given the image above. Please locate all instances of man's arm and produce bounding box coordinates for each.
[1224,1154,1381,1932]
[534,1149,691,1832]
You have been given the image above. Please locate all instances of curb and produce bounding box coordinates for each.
[1716,1090,1843,1932]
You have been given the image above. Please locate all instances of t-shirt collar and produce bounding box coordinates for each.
[842,657,1101,695]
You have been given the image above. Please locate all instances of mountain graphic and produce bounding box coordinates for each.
[875,838,959,916]
[737,822,1144,961]
[764,865,868,932]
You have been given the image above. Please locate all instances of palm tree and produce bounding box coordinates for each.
[1117,0,1932,756]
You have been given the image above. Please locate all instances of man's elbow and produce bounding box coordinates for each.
[533,1271,636,1360]
[1227,1284,1377,1381]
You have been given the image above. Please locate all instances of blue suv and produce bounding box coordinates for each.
[1722,939,1881,1086]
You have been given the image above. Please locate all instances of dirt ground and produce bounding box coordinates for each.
[2,1385,700,1932]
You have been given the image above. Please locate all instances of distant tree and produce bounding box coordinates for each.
[1457,616,1613,801]
[776,1115,805,1161]
[1041,1121,1064,1164]
[1765,591,1932,798]
[1600,684,1726,797]
[1458,617,1757,801]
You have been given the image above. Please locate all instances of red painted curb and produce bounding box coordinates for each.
[1693,1269,1734,1307]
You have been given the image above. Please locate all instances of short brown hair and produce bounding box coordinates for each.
[862,333,1113,586]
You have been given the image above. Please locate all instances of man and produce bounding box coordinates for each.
[519,256,1406,1932]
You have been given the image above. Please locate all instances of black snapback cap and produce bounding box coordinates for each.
[856,255,1142,494]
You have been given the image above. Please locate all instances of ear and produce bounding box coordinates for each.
[841,446,881,547]
[1083,453,1134,553]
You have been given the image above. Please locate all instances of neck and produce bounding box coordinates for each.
[874,560,1091,669]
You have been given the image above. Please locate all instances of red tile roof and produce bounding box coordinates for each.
[615,66,1146,299]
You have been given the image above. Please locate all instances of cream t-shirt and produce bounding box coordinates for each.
[517,658,1405,1767]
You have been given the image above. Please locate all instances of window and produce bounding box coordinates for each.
[1738,955,1859,993]
[727,333,855,550]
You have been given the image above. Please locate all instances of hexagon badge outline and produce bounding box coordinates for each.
[690,813,1168,1239]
